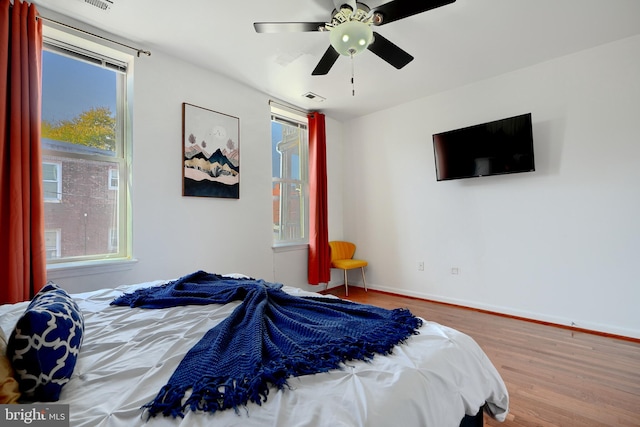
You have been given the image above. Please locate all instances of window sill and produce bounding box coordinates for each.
[46,258,138,280]
[272,243,308,253]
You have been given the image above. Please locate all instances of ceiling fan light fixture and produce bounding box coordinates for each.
[256,0,456,76]
[329,20,373,56]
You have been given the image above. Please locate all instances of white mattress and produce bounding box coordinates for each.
[0,279,509,427]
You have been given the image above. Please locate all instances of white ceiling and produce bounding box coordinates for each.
[33,0,640,121]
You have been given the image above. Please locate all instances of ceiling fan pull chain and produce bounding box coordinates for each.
[351,52,356,96]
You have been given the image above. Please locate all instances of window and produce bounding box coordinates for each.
[41,28,131,264]
[108,168,119,190]
[44,229,61,260]
[43,162,62,202]
[271,107,309,246]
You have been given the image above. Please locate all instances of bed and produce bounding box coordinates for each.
[0,272,509,427]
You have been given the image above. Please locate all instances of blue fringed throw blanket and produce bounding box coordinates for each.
[111,270,423,418]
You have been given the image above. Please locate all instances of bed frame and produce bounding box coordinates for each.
[460,409,483,427]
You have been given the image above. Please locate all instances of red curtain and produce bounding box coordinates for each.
[0,0,46,303]
[307,112,330,285]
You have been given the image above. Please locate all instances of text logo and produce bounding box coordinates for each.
[1,405,69,426]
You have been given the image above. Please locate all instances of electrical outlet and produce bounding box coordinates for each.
[451,267,459,275]
[418,262,424,271]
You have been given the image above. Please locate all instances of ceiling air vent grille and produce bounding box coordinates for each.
[84,0,113,11]
[302,92,326,102]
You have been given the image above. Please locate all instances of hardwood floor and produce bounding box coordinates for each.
[323,286,640,427]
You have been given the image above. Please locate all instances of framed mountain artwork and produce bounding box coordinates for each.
[182,103,240,199]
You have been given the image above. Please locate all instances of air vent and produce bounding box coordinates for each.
[302,92,326,102]
[84,0,113,11]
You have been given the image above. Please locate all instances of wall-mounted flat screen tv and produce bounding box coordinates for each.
[432,113,535,181]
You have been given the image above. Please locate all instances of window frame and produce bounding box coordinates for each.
[271,106,310,248]
[41,24,134,270]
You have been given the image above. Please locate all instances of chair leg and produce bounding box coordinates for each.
[343,269,348,296]
[361,267,367,292]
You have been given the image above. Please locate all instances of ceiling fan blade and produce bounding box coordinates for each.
[253,22,326,33]
[371,0,456,26]
[367,32,414,69]
[312,46,340,75]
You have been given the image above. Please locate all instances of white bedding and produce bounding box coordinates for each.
[0,279,509,427]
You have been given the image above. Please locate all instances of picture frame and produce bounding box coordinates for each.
[182,103,240,199]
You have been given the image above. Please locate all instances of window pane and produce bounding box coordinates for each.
[272,121,282,179]
[42,163,57,180]
[272,180,305,241]
[43,155,121,258]
[42,50,117,155]
[282,181,303,240]
[43,181,59,200]
[272,182,281,236]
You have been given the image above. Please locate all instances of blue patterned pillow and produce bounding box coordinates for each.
[7,283,84,401]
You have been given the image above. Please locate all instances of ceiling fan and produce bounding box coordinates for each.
[254,0,456,76]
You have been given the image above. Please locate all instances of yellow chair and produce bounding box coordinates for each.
[329,241,368,296]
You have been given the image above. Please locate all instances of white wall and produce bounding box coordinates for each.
[342,35,640,338]
[49,46,344,294]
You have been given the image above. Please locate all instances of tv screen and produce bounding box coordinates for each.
[432,113,535,181]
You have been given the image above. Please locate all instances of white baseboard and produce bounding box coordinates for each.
[364,284,640,340]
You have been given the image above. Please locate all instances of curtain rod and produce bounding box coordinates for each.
[36,14,151,57]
